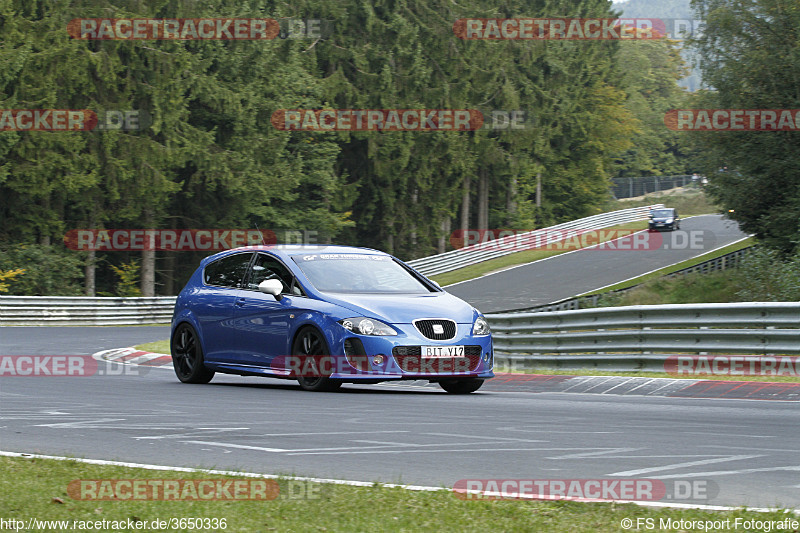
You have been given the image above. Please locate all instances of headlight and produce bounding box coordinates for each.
[665,218,673,224]
[472,316,491,336]
[339,317,397,336]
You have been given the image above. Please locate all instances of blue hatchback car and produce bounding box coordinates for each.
[171,245,494,393]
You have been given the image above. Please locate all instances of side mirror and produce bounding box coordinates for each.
[258,279,284,300]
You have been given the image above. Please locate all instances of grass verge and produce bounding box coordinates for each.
[578,236,754,297]
[0,456,793,532]
[135,339,170,354]
[610,187,719,216]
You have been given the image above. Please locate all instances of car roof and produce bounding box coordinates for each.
[237,244,384,256]
[201,245,388,265]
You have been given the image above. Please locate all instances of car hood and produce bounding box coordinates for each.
[321,292,476,324]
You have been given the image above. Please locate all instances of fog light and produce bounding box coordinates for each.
[483,352,491,362]
[373,354,384,365]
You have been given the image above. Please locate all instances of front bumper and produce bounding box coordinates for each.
[331,322,494,381]
[649,221,676,231]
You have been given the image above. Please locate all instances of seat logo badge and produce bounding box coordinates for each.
[433,324,444,334]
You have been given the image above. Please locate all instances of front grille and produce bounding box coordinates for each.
[413,319,456,340]
[392,345,481,373]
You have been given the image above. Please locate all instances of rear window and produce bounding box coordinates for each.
[203,253,253,288]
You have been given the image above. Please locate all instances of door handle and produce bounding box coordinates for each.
[235,298,246,307]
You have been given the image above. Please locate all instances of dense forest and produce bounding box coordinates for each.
[0,0,704,296]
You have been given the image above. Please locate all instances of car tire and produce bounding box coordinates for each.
[293,327,342,392]
[438,378,484,394]
[171,323,215,384]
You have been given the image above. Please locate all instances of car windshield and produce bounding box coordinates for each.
[651,209,674,218]
[292,254,433,293]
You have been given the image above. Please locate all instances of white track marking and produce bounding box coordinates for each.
[547,448,643,460]
[1,450,796,513]
[651,465,800,479]
[609,455,764,477]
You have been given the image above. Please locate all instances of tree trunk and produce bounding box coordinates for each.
[478,169,489,230]
[163,218,177,295]
[40,196,50,245]
[163,252,175,295]
[506,175,517,225]
[536,172,542,208]
[460,176,470,233]
[410,188,418,250]
[85,209,96,296]
[85,249,96,296]
[141,210,155,297]
[437,217,450,254]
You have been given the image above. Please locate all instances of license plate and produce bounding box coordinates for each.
[422,346,465,358]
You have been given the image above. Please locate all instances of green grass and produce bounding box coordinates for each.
[1,456,793,532]
[432,221,648,287]
[595,271,742,307]
[609,187,720,216]
[135,339,170,354]
[579,237,755,297]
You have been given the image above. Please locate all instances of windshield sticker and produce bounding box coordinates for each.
[295,254,388,262]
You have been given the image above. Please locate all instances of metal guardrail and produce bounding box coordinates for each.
[485,302,800,356]
[407,204,664,277]
[0,296,176,326]
[4,297,797,377]
[665,246,751,277]
[492,245,754,314]
[492,353,683,373]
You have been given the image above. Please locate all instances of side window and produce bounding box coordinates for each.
[247,254,304,296]
[203,253,253,288]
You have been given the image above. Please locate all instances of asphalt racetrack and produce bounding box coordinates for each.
[448,214,749,312]
[1,327,798,510]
